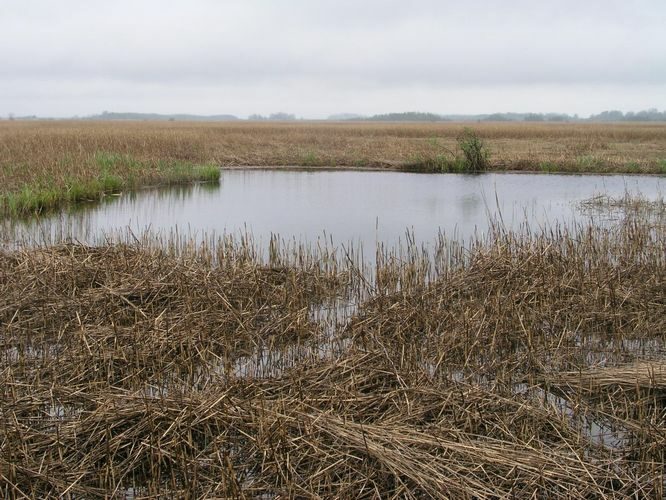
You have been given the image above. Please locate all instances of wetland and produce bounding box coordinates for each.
[1,121,665,498]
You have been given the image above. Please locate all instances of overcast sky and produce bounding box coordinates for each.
[1,0,665,118]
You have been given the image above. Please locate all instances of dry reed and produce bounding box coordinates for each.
[0,199,665,497]
[1,121,665,206]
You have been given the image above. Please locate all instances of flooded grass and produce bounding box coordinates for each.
[579,192,666,218]
[1,198,664,497]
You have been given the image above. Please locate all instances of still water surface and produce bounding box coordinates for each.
[7,169,665,249]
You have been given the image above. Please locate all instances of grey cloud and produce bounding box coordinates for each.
[1,0,664,116]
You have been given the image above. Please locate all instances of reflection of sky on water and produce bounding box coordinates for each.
[5,170,665,250]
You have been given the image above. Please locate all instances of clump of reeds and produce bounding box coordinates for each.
[353,217,665,375]
[1,201,665,497]
[579,192,666,221]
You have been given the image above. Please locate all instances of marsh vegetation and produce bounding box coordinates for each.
[0,121,665,497]
[1,120,665,217]
[1,194,665,497]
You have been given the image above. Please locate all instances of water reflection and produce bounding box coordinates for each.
[3,170,664,249]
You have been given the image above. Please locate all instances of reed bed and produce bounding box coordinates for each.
[1,120,665,216]
[1,203,665,497]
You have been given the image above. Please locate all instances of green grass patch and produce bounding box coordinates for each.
[301,151,320,166]
[1,178,111,216]
[157,160,221,184]
[196,164,222,182]
[625,162,641,173]
[95,151,142,171]
[538,161,557,173]
[658,159,666,174]
[99,171,125,192]
[1,185,59,215]
[404,155,468,173]
[1,154,220,217]
[576,155,604,170]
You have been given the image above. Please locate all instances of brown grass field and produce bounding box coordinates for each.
[1,120,664,215]
[2,120,666,172]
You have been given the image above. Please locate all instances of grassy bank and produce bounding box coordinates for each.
[1,199,664,497]
[1,121,664,213]
[0,149,219,216]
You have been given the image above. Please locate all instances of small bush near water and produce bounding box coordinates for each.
[405,128,491,173]
[457,127,490,171]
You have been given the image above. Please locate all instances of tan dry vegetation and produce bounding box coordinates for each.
[1,204,665,498]
[2,120,664,215]
[1,120,665,187]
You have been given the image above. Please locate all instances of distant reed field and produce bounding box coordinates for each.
[1,120,665,215]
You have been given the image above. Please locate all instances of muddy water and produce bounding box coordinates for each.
[6,169,664,248]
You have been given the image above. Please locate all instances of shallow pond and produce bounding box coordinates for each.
[5,169,665,249]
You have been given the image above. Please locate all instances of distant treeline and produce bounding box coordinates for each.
[4,109,666,122]
[331,109,666,122]
[247,112,296,121]
[87,111,239,121]
[587,109,666,122]
[346,112,445,122]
